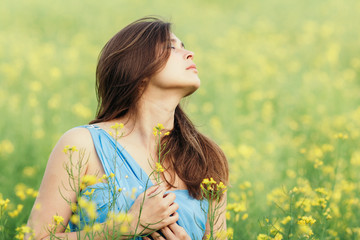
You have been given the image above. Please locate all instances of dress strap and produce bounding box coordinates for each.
[77,125,117,177]
[77,125,154,189]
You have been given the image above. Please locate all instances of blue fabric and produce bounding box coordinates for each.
[69,125,208,239]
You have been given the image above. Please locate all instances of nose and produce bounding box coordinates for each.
[185,50,194,60]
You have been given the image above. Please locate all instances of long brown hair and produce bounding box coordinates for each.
[90,16,228,199]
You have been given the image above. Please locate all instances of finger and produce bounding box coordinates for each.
[163,192,176,205]
[167,202,179,215]
[146,185,160,196]
[168,223,189,239]
[168,222,184,232]
[150,232,166,240]
[161,226,175,239]
[163,211,179,226]
[150,185,166,197]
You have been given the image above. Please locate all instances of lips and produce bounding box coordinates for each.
[186,64,197,70]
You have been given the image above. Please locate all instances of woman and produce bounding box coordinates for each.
[27,16,229,240]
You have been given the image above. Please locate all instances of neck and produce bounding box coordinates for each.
[123,91,180,152]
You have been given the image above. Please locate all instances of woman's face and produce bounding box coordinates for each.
[149,33,200,97]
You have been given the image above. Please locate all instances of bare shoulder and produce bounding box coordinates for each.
[47,127,97,174]
[58,127,93,149]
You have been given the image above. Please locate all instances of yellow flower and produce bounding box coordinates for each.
[109,172,115,178]
[217,181,227,192]
[78,197,97,220]
[92,223,102,232]
[298,216,316,225]
[53,215,64,225]
[334,133,348,139]
[83,189,95,196]
[242,213,248,220]
[273,233,283,240]
[155,162,165,173]
[15,183,27,200]
[85,201,97,220]
[63,145,70,153]
[83,225,92,233]
[70,146,78,152]
[63,145,78,154]
[202,178,210,185]
[257,233,271,240]
[227,202,247,213]
[215,230,227,240]
[164,131,170,136]
[26,188,38,198]
[8,204,24,218]
[71,202,77,212]
[107,211,133,227]
[0,198,10,210]
[153,123,166,136]
[70,214,80,224]
[23,166,36,177]
[209,177,216,184]
[298,224,314,237]
[239,181,252,190]
[281,216,292,225]
[0,139,14,155]
[78,197,88,208]
[80,175,97,190]
[15,225,33,240]
[120,224,129,234]
[227,227,234,239]
[110,123,124,130]
[156,123,164,130]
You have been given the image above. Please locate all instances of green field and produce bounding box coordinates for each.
[1,0,360,239]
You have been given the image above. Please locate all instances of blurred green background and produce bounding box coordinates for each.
[1,0,360,239]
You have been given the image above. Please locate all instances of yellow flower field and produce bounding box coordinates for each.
[1,0,360,239]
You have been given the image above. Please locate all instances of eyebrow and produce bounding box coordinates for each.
[170,38,185,48]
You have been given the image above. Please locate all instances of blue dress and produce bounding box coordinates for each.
[69,125,208,239]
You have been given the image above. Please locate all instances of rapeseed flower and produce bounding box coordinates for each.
[110,123,124,130]
[153,123,165,136]
[8,204,23,218]
[53,215,64,225]
[155,162,164,173]
[15,225,33,240]
[257,233,271,240]
[80,175,97,190]
[297,216,316,225]
[83,189,95,196]
[0,197,10,210]
[70,214,80,225]
[281,216,292,225]
[0,139,14,155]
[78,197,97,219]
[63,145,78,154]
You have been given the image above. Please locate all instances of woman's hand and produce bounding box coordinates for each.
[128,185,179,236]
[142,223,191,240]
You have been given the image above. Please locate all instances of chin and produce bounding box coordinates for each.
[183,82,200,97]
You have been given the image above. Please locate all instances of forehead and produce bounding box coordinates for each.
[170,33,185,48]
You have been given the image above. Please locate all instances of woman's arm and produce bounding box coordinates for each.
[203,193,228,240]
[26,128,96,239]
[27,128,180,239]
